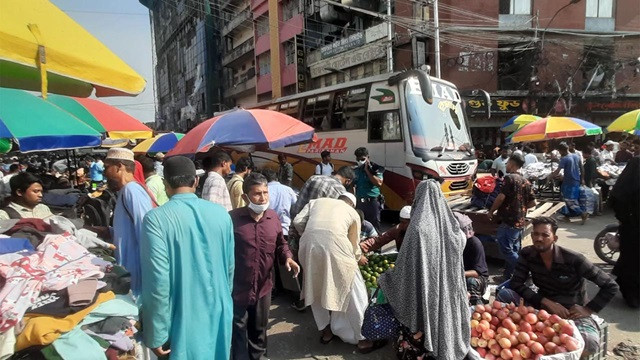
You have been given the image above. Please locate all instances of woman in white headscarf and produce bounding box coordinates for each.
[378,180,470,360]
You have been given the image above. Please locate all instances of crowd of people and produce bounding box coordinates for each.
[0,141,636,360]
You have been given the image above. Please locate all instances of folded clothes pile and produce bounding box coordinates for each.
[520,162,561,180]
[0,233,139,360]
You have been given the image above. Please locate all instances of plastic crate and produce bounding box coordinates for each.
[585,321,608,360]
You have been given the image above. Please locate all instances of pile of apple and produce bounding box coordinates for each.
[470,300,581,359]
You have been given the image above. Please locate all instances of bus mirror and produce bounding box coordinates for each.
[478,89,491,119]
[388,70,433,105]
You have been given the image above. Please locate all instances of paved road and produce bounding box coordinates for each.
[265,210,639,359]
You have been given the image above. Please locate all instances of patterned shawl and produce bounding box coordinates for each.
[378,180,470,360]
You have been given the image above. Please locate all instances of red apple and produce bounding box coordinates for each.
[517,332,530,344]
[555,346,567,354]
[483,329,495,340]
[477,338,488,348]
[524,313,538,325]
[490,343,502,356]
[542,326,556,339]
[498,337,512,349]
[476,304,486,313]
[520,322,532,333]
[485,354,496,360]
[537,309,550,321]
[549,314,562,324]
[530,342,545,355]
[497,327,511,337]
[482,312,493,322]
[564,337,579,351]
[520,346,532,359]
[501,348,514,359]
[471,337,479,347]
[528,331,538,341]
[476,347,487,357]
[537,335,549,345]
[510,312,522,323]
[552,335,562,345]
[544,341,557,353]
[493,300,503,309]
[535,322,546,332]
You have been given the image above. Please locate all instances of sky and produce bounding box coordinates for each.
[51,0,156,125]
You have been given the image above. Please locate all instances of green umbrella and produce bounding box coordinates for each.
[0,87,102,152]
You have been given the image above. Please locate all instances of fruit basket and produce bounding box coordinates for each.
[467,300,585,360]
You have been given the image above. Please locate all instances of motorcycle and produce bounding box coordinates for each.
[593,223,620,265]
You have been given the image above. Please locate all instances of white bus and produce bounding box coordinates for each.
[238,70,488,211]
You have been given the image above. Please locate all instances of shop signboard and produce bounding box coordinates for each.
[580,98,640,114]
[310,40,386,78]
[466,97,525,116]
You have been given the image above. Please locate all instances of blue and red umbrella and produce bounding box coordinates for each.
[168,109,316,157]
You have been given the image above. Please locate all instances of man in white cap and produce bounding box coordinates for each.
[360,205,412,253]
[293,192,381,353]
[104,147,154,297]
[154,152,165,177]
[600,140,617,165]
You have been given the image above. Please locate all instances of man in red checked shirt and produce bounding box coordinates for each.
[229,173,300,360]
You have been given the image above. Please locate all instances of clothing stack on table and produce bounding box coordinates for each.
[0,232,140,360]
[597,163,626,186]
[520,162,561,181]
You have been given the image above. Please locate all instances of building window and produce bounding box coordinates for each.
[369,111,402,142]
[499,0,531,14]
[256,15,269,37]
[258,53,271,75]
[285,41,295,65]
[586,0,613,17]
[282,0,299,21]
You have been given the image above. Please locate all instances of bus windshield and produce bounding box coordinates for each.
[405,79,473,159]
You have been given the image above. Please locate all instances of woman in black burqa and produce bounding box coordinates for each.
[608,155,639,308]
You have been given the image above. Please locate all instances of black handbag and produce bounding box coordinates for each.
[361,288,400,340]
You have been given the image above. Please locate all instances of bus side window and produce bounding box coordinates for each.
[303,95,331,131]
[369,111,402,142]
[344,88,367,130]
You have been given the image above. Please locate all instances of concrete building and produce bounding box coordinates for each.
[433,0,640,147]
[220,0,256,107]
[143,0,639,138]
[140,0,224,132]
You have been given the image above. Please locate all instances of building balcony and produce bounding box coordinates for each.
[224,71,257,98]
[222,39,255,66]
[222,8,251,36]
[585,17,615,32]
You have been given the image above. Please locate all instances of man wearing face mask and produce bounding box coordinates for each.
[353,147,384,230]
[229,173,300,360]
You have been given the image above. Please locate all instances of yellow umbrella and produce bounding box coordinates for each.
[606,109,640,135]
[0,0,146,98]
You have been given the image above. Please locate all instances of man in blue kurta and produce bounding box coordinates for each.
[141,156,235,359]
[104,148,154,297]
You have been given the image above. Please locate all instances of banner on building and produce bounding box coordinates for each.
[310,40,386,78]
[295,35,306,93]
[320,32,365,59]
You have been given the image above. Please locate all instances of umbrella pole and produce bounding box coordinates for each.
[66,150,74,189]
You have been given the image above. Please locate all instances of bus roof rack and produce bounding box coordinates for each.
[388,70,433,105]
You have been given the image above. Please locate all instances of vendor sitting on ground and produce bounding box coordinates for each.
[454,212,489,306]
[360,205,411,253]
[0,172,53,220]
[497,217,618,358]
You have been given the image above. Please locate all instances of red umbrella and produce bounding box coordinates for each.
[47,94,153,139]
[168,109,316,157]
